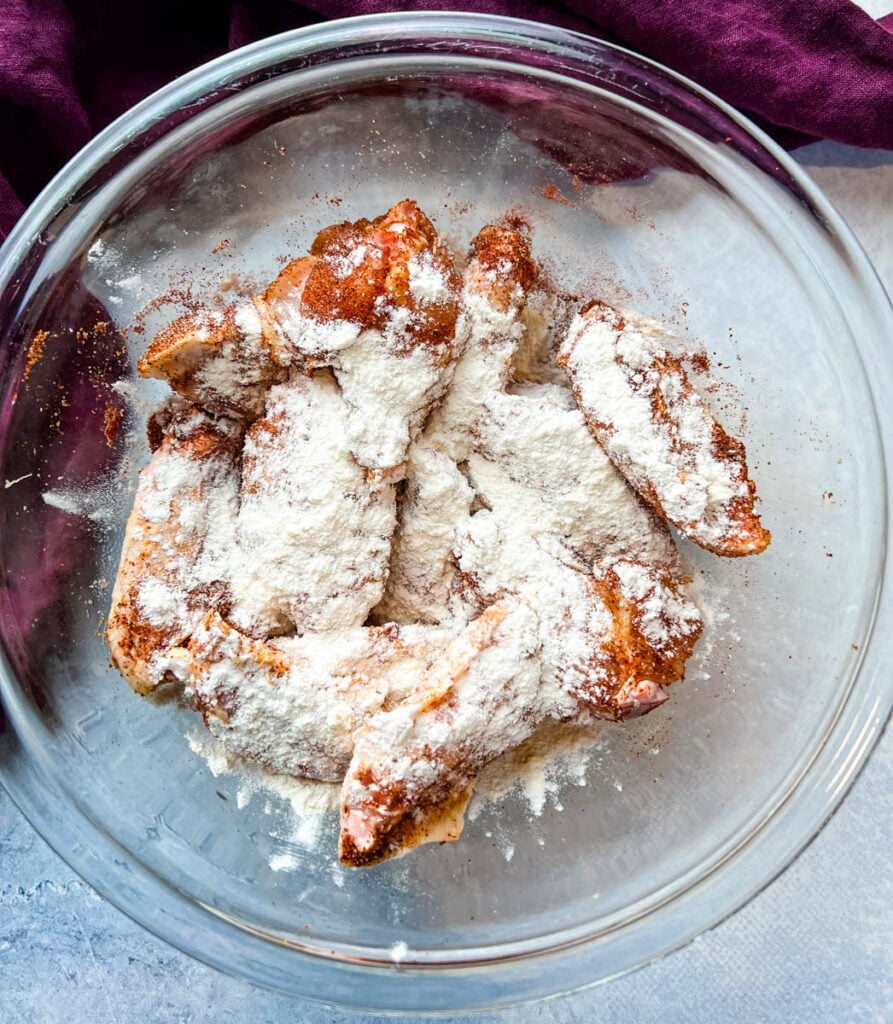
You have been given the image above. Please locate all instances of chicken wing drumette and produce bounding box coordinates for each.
[139,200,464,480]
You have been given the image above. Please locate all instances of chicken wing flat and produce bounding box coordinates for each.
[425,222,538,461]
[228,370,397,638]
[106,404,241,695]
[473,383,680,572]
[339,598,558,866]
[186,610,455,782]
[372,441,473,625]
[373,222,539,624]
[340,558,701,865]
[452,483,702,721]
[558,301,770,556]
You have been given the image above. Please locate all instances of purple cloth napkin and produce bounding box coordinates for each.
[1,0,892,242]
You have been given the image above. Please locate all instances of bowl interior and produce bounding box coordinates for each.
[0,25,886,1006]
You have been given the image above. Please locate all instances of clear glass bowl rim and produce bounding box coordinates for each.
[0,11,891,1013]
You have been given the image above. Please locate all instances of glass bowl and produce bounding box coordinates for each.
[0,13,890,1014]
